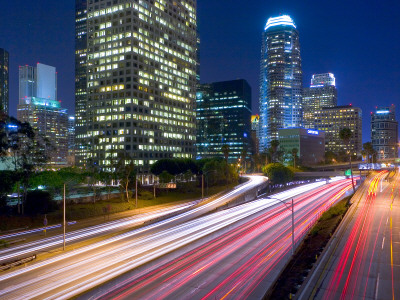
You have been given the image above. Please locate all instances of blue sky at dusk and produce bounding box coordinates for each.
[1,0,399,142]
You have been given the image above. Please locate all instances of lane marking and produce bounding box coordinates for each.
[375,273,380,300]
[382,237,385,250]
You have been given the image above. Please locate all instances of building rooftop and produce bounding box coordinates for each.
[265,15,296,31]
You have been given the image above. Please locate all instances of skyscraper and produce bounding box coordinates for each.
[303,73,337,128]
[0,48,9,114]
[17,63,68,165]
[196,80,252,162]
[371,105,398,159]
[75,0,88,166]
[19,63,57,101]
[19,65,36,101]
[259,15,302,152]
[81,0,197,179]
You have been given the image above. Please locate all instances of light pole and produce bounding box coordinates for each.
[201,174,204,201]
[63,184,66,251]
[135,176,138,208]
[201,170,217,201]
[267,196,295,255]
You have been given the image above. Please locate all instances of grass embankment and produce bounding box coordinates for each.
[0,184,234,232]
[264,196,351,300]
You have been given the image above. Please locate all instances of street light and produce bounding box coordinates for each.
[267,196,295,255]
[63,184,66,251]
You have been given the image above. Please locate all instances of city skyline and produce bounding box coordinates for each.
[1,0,400,143]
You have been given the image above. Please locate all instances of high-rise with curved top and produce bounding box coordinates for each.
[259,15,302,152]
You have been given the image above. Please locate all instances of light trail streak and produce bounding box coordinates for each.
[0,202,195,263]
[0,221,77,240]
[89,180,352,300]
[321,171,388,300]
[0,177,349,299]
[0,176,266,264]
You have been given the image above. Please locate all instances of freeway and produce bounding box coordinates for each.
[0,175,266,265]
[81,178,353,300]
[0,177,350,299]
[299,170,400,300]
[0,177,352,299]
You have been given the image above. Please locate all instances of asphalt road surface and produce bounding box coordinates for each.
[0,177,351,299]
[0,176,266,265]
[299,170,400,300]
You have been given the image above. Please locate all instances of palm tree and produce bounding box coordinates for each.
[362,142,375,164]
[291,148,298,169]
[221,144,229,163]
[339,128,355,192]
[270,140,280,163]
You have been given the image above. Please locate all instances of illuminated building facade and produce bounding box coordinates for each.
[313,105,362,156]
[0,48,9,114]
[259,15,303,152]
[196,80,252,162]
[68,116,76,165]
[303,73,337,128]
[17,98,69,165]
[75,0,88,165]
[19,63,57,101]
[17,63,68,165]
[278,127,325,165]
[83,0,197,176]
[371,105,398,159]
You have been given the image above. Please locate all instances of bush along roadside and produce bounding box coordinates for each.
[264,196,352,300]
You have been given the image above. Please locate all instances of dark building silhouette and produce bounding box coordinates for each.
[196,79,252,162]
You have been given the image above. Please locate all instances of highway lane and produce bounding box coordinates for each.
[0,178,347,299]
[299,170,400,300]
[81,179,353,300]
[0,175,266,264]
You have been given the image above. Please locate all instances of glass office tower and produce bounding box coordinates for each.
[196,79,252,162]
[75,0,88,166]
[371,105,398,159]
[303,73,337,128]
[259,15,302,152]
[82,0,197,179]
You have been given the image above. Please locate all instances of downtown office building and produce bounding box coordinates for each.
[75,0,198,178]
[371,105,398,159]
[259,15,302,152]
[17,63,69,165]
[313,105,362,157]
[196,79,252,163]
[303,73,337,129]
[0,48,9,115]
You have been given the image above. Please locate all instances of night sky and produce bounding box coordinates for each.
[1,0,400,142]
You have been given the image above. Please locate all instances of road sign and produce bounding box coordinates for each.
[344,169,352,176]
